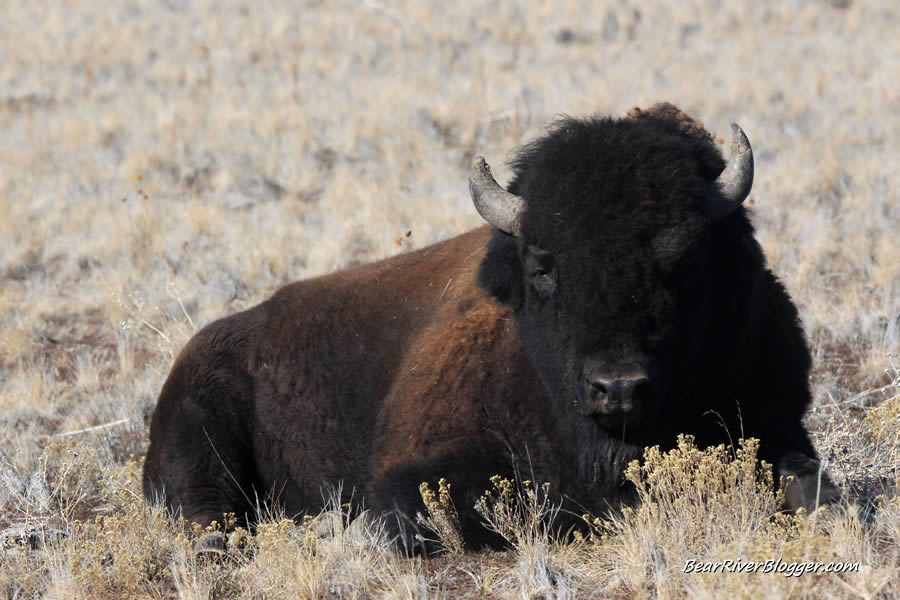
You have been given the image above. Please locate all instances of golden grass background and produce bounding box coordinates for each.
[1,0,898,597]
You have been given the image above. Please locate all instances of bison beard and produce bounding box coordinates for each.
[143,103,839,554]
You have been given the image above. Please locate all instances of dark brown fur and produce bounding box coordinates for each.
[144,105,838,553]
[145,228,560,548]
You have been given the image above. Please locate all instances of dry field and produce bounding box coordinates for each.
[1,0,898,597]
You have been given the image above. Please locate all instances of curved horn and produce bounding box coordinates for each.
[708,123,754,220]
[469,156,525,237]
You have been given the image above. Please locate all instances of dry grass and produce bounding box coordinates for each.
[1,0,898,597]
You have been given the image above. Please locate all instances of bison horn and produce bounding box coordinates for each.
[469,156,525,237]
[708,123,754,220]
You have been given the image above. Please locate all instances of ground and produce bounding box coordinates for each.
[0,0,898,597]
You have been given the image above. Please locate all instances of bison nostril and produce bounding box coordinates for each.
[631,379,650,402]
[588,379,608,398]
[586,376,651,408]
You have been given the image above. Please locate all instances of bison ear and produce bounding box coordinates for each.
[477,229,524,307]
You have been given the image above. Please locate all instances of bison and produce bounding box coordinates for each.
[143,103,838,553]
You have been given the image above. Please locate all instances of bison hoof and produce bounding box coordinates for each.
[194,531,226,558]
[779,453,841,514]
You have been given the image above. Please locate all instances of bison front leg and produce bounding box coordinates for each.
[755,426,840,514]
[777,452,840,514]
[371,445,512,555]
[749,410,841,514]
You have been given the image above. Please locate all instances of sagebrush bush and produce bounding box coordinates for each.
[584,436,898,598]
[865,394,900,442]
[418,477,465,554]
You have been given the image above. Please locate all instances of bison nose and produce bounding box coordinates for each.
[586,376,650,411]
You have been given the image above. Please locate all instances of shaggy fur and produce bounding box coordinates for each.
[143,104,837,553]
[479,105,838,515]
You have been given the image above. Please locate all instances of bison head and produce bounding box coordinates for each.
[474,107,753,443]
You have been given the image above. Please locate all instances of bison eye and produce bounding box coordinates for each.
[525,245,557,300]
[531,270,556,299]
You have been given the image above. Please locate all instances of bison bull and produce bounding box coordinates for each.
[143,103,838,552]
